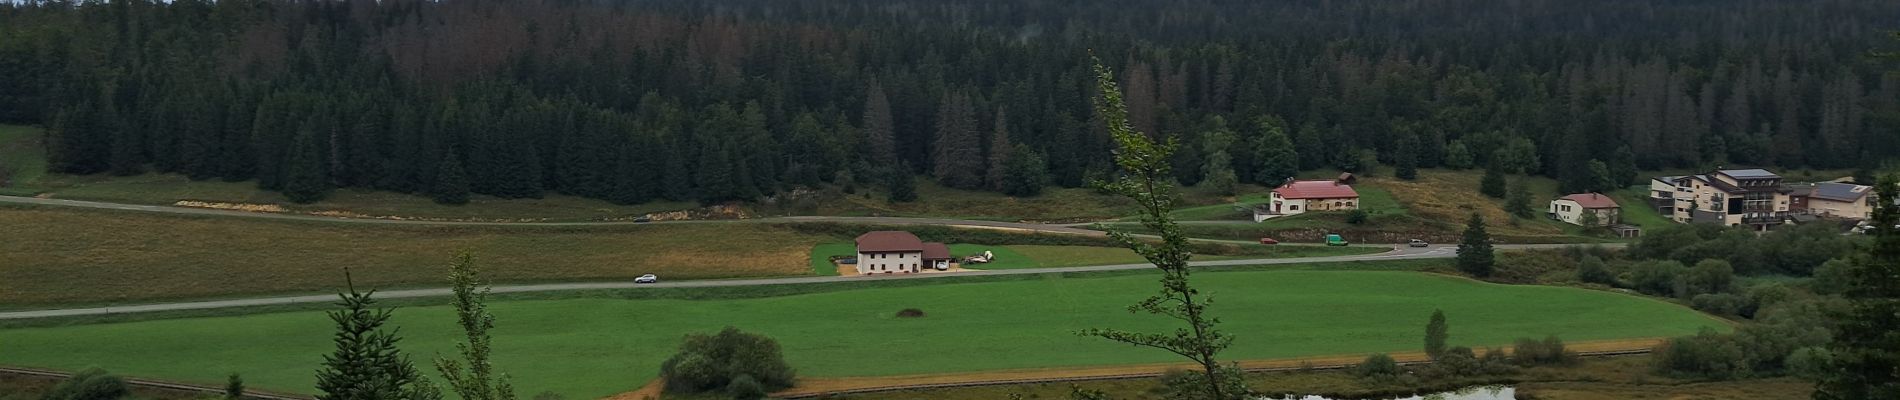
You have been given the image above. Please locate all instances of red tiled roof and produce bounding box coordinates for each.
[1273,180,1359,199]
[921,243,952,260]
[856,231,924,252]
[1559,193,1619,209]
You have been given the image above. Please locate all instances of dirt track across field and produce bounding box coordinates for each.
[761,338,1665,399]
[604,378,665,400]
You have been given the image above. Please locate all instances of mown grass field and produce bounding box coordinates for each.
[0,269,1726,399]
[0,205,833,306]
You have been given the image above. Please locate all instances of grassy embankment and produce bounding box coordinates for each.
[0,268,1727,399]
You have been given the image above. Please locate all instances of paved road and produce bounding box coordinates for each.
[0,243,1623,320]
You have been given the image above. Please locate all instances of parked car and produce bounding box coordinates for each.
[634,274,659,284]
[1258,237,1280,245]
[1325,234,1349,246]
[1408,239,1429,247]
[632,216,653,223]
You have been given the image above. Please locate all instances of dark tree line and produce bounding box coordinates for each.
[3,0,1898,204]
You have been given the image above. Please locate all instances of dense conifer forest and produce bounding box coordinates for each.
[2,0,1897,204]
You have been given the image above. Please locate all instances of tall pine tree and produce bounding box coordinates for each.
[1457,213,1495,278]
[931,91,984,189]
[431,150,470,206]
[283,126,332,204]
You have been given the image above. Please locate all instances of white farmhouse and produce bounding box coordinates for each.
[1549,193,1620,226]
[854,231,954,274]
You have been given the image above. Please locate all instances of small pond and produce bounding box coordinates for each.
[1265,385,1513,400]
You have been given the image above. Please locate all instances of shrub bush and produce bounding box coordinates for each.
[1479,347,1518,375]
[726,374,766,400]
[40,368,128,400]
[1151,367,1249,400]
[1345,209,1369,225]
[1652,328,1750,380]
[1785,347,1834,380]
[1575,254,1617,286]
[659,327,796,394]
[1354,353,1401,379]
[1627,260,1687,297]
[1691,293,1748,316]
[1685,259,1734,296]
[895,308,925,318]
[1512,335,1576,366]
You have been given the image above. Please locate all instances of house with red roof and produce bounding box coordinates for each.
[1254,180,1360,222]
[1549,193,1620,226]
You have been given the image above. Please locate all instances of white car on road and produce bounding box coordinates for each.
[634,274,659,284]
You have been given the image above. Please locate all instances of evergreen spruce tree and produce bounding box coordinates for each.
[1587,159,1616,193]
[783,114,830,186]
[1294,122,1328,170]
[737,102,780,194]
[1424,310,1449,361]
[886,165,917,203]
[931,92,984,189]
[1395,133,1419,181]
[1252,117,1298,185]
[862,79,897,167]
[608,142,648,205]
[555,116,605,198]
[1608,146,1638,189]
[283,127,332,204]
[107,92,145,176]
[225,374,244,400]
[1506,179,1534,218]
[693,141,739,204]
[1480,168,1507,198]
[986,108,1012,191]
[658,129,693,202]
[431,151,470,205]
[1457,213,1496,278]
[1444,140,1474,170]
[999,144,1048,197]
[1813,175,1900,399]
[316,273,441,400]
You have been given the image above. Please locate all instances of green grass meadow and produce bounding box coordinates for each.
[0,269,1727,398]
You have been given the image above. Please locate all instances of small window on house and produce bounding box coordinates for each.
[1289,205,1300,211]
